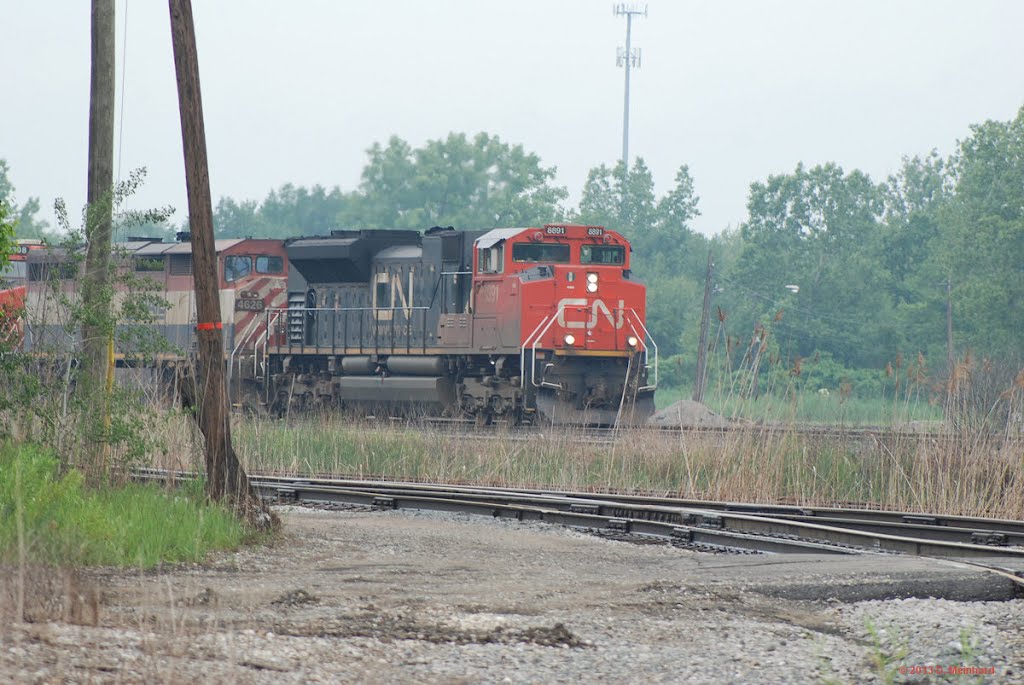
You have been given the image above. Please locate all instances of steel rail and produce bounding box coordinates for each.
[133,469,851,554]
[333,417,1024,449]
[262,483,857,556]
[135,469,1024,559]
[217,472,1024,544]
[250,480,1024,559]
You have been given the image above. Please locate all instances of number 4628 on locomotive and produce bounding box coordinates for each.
[262,223,657,425]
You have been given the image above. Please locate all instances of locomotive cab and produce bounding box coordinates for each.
[471,224,656,425]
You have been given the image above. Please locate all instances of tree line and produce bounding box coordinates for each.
[5,107,1022,394]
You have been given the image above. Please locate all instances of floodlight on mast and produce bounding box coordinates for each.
[613,3,647,174]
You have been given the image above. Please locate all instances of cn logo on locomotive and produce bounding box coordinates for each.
[555,298,625,330]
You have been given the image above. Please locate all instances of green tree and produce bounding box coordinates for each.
[3,172,175,469]
[213,184,348,238]
[213,197,265,237]
[575,158,659,237]
[261,183,347,235]
[0,159,50,239]
[575,159,705,358]
[0,200,13,265]
[943,106,1024,355]
[576,159,701,262]
[729,163,894,368]
[339,132,568,229]
[878,152,955,358]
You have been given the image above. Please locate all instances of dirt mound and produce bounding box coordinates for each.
[647,399,732,428]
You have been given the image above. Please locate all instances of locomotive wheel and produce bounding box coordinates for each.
[526,409,551,428]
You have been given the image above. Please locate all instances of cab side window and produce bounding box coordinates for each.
[223,255,252,283]
[477,245,504,274]
[512,243,570,263]
[255,256,284,274]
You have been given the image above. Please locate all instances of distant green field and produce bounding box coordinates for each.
[654,385,942,426]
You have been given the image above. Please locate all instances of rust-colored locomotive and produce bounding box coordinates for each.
[265,224,656,425]
[20,236,289,398]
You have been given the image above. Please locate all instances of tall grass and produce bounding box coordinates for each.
[223,413,1023,520]
[142,347,1024,521]
[0,442,247,568]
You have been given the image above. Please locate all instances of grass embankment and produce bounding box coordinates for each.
[230,415,1024,520]
[0,442,247,568]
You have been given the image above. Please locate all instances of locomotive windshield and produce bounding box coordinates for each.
[512,243,570,264]
[256,256,284,274]
[223,255,252,282]
[580,245,625,265]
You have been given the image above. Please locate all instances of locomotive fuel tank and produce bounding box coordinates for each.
[385,355,446,375]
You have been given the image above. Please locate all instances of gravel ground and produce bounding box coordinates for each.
[1,506,1021,684]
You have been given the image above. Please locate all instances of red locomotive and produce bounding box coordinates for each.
[0,240,44,348]
[265,224,656,425]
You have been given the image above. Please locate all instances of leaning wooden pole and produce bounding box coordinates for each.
[168,0,272,528]
[692,250,713,404]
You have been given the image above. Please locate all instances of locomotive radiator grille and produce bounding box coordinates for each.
[287,293,306,345]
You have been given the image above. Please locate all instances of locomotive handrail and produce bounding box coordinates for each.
[258,309,282,377]
[267,305,431,352]
[530,309,568,390]
[227,311,265,395]
[520,314,551,389]
[614,351,637,426]
[262,308,278,406]
[628,308,657,391]
[267,306,432,312]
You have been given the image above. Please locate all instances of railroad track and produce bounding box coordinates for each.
[378,416,1024,448]
[138,470,1024,570]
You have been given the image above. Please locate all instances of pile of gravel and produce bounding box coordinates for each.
[648,399,733,428]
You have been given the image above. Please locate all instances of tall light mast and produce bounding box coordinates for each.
[614,3,646,173]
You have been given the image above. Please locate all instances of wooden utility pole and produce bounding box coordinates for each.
[168,0,271,527]
[945,277,955,376]
[692,250,713,404]
[82,0,116,463]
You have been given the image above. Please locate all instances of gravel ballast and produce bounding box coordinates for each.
[1,507,1021,684]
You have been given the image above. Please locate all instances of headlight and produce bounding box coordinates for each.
[627,335,639,348]
[586,281,598,293]
[587,272,598,284]
[564,334,576,346]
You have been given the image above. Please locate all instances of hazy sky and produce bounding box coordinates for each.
[3,1,1023,236]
